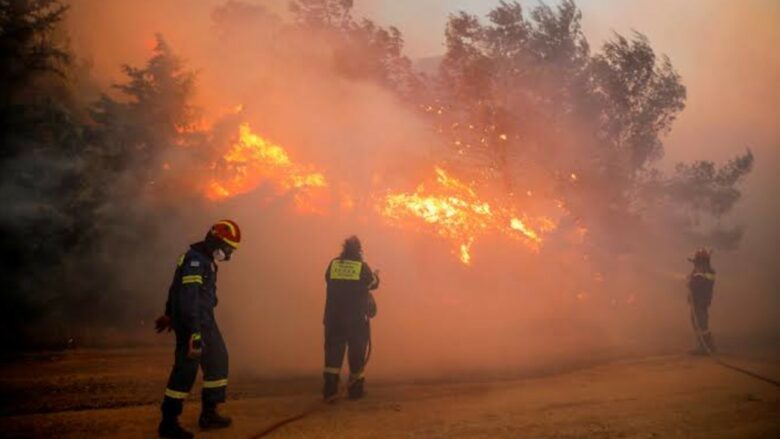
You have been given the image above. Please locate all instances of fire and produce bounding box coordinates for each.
[381,167,558,264]
[192,114,575,264]
[206,123,327,212]
[459,241,473,265]
[509,217,540,242]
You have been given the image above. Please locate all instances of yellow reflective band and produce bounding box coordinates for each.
[203,378,228,388]
[182,275,203,285]
[330,260,362,281]
[694,272,715,281]
[323,367,341,375]
[177,254,185,267]
[165,388,189,399]
[349,371,364,380]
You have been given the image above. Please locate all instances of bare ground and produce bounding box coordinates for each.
[0,348,778,438]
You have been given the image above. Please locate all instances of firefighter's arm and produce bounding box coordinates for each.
[179,260,205,338]
[369,270,380,291]
[362,263,379,291]
[155,280,174,332]
[155,258,182,333]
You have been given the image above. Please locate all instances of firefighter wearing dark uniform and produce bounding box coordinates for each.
[323,236,379,400]
[687,248,716,355]
[154,220,241,438]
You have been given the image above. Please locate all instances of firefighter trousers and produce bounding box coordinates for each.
[689,292,714,351]
[323,317,369,382]
[161,325,228,418]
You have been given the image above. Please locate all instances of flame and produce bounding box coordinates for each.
[185,106,581,263]
[206,123,327,212]
[381,167,558,264]
[509,217,540,242]
[459,240,473,265]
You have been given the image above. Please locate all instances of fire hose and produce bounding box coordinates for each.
[688,295,780,388]
[248,321,372,439]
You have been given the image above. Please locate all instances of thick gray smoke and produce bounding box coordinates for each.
[48,0,779,377]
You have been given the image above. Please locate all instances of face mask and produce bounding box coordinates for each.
[213,248,227,261]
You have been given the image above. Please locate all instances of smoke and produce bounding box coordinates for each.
[60,0,779,377]
[578,0,780,339]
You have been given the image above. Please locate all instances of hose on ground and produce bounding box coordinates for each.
[248,321,372,438]
[689,296,780,387]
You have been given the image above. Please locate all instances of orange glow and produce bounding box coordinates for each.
[380,167,558,264]
[205,123,327,212]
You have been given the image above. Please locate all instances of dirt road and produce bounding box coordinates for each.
[1,349,778,438]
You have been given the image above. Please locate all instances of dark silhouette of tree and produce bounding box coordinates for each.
[434,0,747,253]
[590,32,686,176]
[438,1,594,187]
[89,34,197,181]
[289,0,353,29]
[289,0,420,97]
[0,0,70,107]
[0,0,87,349]
[668,150,754,218]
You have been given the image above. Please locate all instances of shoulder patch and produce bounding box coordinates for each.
[190,260,201,267]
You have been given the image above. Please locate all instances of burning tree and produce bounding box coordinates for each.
[414,0,750,260]
[0,0,757,348]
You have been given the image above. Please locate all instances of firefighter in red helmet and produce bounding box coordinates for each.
[687,248,716,355]
[154,220,241,438]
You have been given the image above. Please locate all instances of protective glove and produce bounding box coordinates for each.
[369,270,380,290]
[187,333,203,359]
[154,315,172,333]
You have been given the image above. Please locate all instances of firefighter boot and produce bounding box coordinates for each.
[703,332,716,353]
[323,373,339,401]
[158,417,194,439]
[348,378,365,400]
[199,404,232,430]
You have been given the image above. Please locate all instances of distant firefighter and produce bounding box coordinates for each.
[687,248,716,355]
[154,220,241,438]
[323,235,380,401]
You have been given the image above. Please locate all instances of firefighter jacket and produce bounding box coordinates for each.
[324,258,377,325]
[688,269,715,306]
[165,242,219,334]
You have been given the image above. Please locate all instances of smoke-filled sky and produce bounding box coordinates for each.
[64,0,778,375]
[68,0,779,173]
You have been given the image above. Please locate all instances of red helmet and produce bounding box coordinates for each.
[209,220,241,249]
[690,248,711,263]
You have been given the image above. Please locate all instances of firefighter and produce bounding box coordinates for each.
[687,248,716,355]
[154,220,241,438]
[323,236,380,401]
